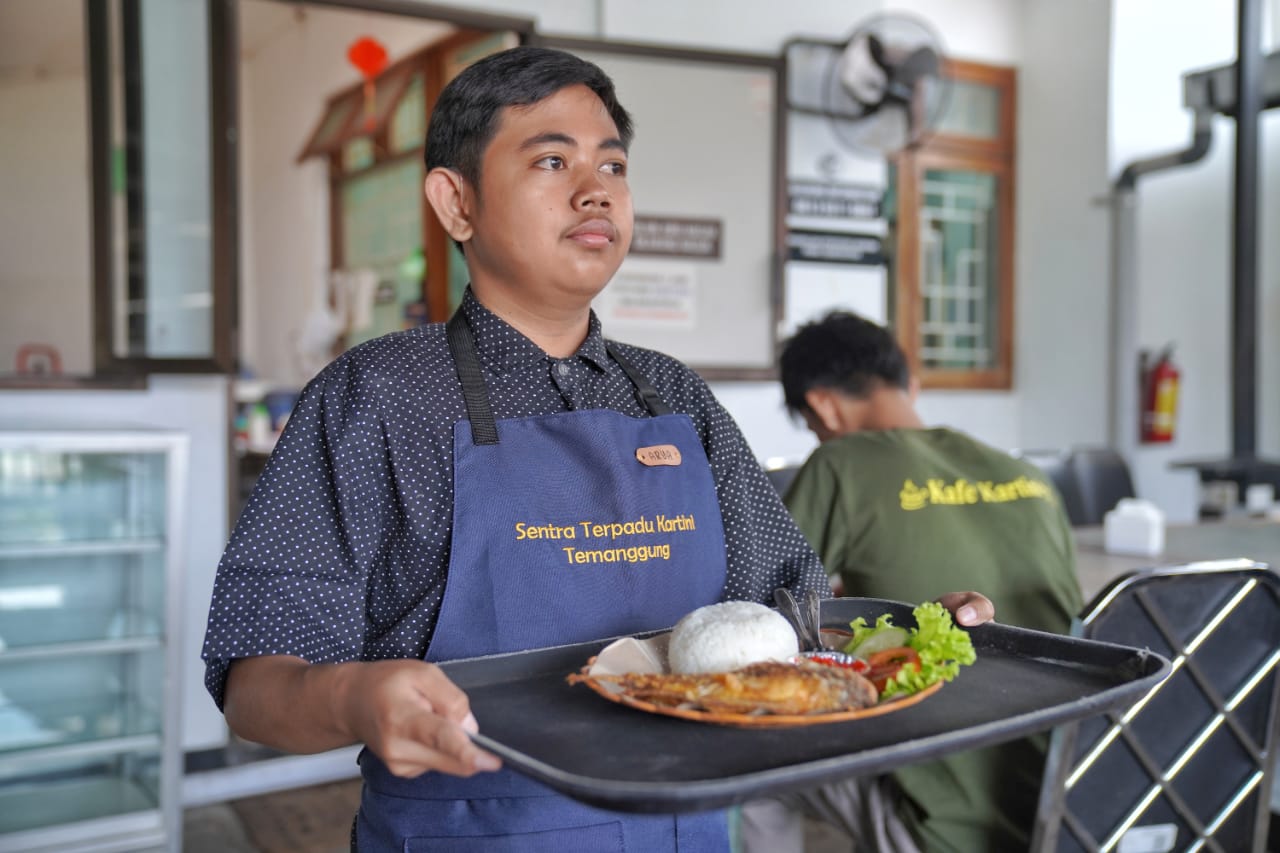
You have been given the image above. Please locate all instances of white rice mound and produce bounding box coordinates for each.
[667,600,800,674]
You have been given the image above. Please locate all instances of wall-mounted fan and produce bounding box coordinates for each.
[785,13,952,157]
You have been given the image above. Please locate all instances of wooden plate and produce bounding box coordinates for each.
[571,659,943,728]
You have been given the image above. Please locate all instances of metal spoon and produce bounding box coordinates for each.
[804,588,827,651]
[773,587,821,652]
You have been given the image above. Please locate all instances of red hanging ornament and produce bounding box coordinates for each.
[347,36,388,131]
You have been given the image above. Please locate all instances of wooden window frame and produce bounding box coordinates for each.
[892,59,1017,390]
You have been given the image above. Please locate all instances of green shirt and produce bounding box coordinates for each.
[784,427,1083,853]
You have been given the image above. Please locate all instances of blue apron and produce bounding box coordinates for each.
[355,311,731,852]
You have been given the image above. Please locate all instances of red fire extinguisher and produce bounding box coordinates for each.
[1140,346,1180,443]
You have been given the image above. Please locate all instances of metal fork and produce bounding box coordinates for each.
[773,587,822,652]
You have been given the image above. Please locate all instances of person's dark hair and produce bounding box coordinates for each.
[424,45,634,191]
[779,310,911,416]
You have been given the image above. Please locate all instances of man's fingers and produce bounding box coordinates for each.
[411,663,474,724]
[936,591,995,626]
[383,713,502,778]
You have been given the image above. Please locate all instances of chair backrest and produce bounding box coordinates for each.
[764,464,801,497]
[1068,446,1137,525]
[1031,559,1280,853]
[1013,448,1089,526]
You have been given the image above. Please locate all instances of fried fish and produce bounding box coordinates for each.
[569,659,879,716]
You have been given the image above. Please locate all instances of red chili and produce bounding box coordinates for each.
[806,652,870,673]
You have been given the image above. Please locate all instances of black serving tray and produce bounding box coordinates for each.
[438,597,1170,814]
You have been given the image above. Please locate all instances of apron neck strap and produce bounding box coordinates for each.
[606,343,673,416]
[447,310,499,445]
[446,308,673,446]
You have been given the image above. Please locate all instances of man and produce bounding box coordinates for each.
[743,310,1082,852]
[202,49,992,853]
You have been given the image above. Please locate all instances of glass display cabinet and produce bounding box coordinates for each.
[0,426,187,853]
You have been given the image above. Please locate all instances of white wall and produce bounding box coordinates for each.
[1262,109,1280,462]
[0,74,92,375]
[1015,0,1113,455]
[599,0,1024,59]
[0,376,231,752]
[1260,0,1280,464]
[1109,0,1280,521]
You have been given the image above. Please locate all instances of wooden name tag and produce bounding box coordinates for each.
[636,445,682,467]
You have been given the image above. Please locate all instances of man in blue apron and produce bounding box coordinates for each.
[201,46,994,852]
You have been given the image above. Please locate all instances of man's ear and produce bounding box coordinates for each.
[424,168,473,244]
[908,376,921,403]
[803,388,845,435]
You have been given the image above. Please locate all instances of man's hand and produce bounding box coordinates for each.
[225,656,502,778]
[934,591,995,627]
[336,659,502,778]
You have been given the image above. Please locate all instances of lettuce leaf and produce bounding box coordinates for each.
[843,612,900,653]
[842,601,977,699]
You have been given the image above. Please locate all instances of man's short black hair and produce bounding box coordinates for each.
[424,45,634,190]
[779,310,911,416]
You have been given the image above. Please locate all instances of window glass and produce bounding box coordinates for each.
[390,72,425,154]
[340,158,423,347]
[343,136,375,172]
[934,78,1001,140]
[132,0,213,359]
[918,169,999,370]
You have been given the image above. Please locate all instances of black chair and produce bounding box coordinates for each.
[1013,448,1089,526]
[1032,559,1280,853]
[1068,447,1137,526]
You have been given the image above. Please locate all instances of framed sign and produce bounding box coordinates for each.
[538,37,784,379]
[786,230,885,265]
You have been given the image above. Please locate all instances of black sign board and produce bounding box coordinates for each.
[787,230,885,266]
[630,215,722,259]
[788,181,883,220]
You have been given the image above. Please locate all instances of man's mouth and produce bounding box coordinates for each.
[565,218,617,248]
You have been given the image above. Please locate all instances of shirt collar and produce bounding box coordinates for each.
[460,288,611,374]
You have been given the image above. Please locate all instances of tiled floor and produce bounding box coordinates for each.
[184,770,1280,852]
[182,780,853,853]
[183,779,360,853]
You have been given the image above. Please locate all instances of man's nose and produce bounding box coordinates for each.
[573,172,611,209]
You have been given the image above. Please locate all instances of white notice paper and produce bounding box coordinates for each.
[596,261,697,330]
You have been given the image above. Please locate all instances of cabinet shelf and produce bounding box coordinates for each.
[0,538,164,559]
[0,636,162,663]
[2,732,161,766]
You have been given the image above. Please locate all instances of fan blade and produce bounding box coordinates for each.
[881,46,938,105]
[893,46,940,86]
[838,34,888,107]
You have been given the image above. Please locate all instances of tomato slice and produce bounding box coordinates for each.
[864,646,921,691]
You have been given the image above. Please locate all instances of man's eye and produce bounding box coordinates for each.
[602,161,627,177]
[537,156,565,170]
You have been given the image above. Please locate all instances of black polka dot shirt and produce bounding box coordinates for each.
[201,290,827,708]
